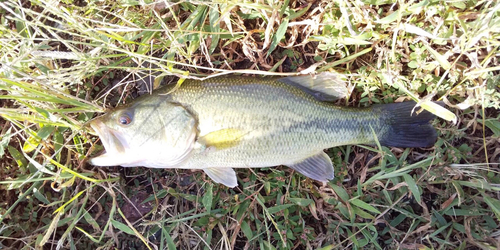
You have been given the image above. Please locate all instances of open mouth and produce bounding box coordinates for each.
[89,119,127,166]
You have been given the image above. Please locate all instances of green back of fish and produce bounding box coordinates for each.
[91,74,437,186]
[145,76,384,169]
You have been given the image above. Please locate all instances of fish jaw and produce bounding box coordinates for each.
[89,119,137,167]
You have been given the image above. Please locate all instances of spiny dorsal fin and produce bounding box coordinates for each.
[278,72,349,102]
[287,152,334,182]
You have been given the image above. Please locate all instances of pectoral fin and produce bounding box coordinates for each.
[203,167,238,187]
[287,152,334,182]
[198,128,244,150]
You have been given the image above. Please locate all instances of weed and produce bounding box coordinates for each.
[1,0,499,249]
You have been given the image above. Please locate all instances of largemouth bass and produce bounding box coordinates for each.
[89,73,438,187]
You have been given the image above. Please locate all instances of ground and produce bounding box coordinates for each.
[1,0,499,249]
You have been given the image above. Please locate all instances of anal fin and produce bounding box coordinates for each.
[203,167,238,188]
[287,152,334,182]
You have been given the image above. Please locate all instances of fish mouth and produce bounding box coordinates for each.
[89,119,128,166]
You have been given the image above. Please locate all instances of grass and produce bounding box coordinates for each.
[1,0,499,249]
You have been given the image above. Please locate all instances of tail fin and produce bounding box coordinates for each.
[375,101,440,148]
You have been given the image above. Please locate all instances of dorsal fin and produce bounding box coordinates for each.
[278,72,349,102]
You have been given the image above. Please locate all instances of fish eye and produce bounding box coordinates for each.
[117,112,133,126]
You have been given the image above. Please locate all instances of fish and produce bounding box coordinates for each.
[89,73,439,187]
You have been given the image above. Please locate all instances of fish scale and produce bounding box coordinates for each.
[90,74,438,187]
[165,78,373,166]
